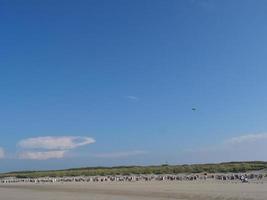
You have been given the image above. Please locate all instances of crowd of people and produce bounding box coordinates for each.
[0,173,265,184]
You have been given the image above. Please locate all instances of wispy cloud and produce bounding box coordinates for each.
[93,150,148,159]
[225,133,267,145]
[181,133,267,163]
[19,150,66,160]
[18,136,95,150]
[0,147,5,159]
[190,0,215,11]
[125,96,139,101]
[17,136,95,160]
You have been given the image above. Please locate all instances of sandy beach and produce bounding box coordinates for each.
[1,181,267,200]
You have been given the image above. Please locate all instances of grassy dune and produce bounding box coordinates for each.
[1,161,267,178]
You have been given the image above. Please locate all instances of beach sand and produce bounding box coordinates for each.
[0,181,266,200]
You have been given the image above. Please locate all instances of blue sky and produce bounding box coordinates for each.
[1,0,267,172]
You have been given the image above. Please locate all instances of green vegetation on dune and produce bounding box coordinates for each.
[1,161,267,178]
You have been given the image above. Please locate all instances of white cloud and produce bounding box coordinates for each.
[225,133,267,145]
[19,151,66,160]
[18,136,95,150]
[0,147,5,159]
[125,96,139,101]
[93,150,147,158]
[17,136,95,160]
